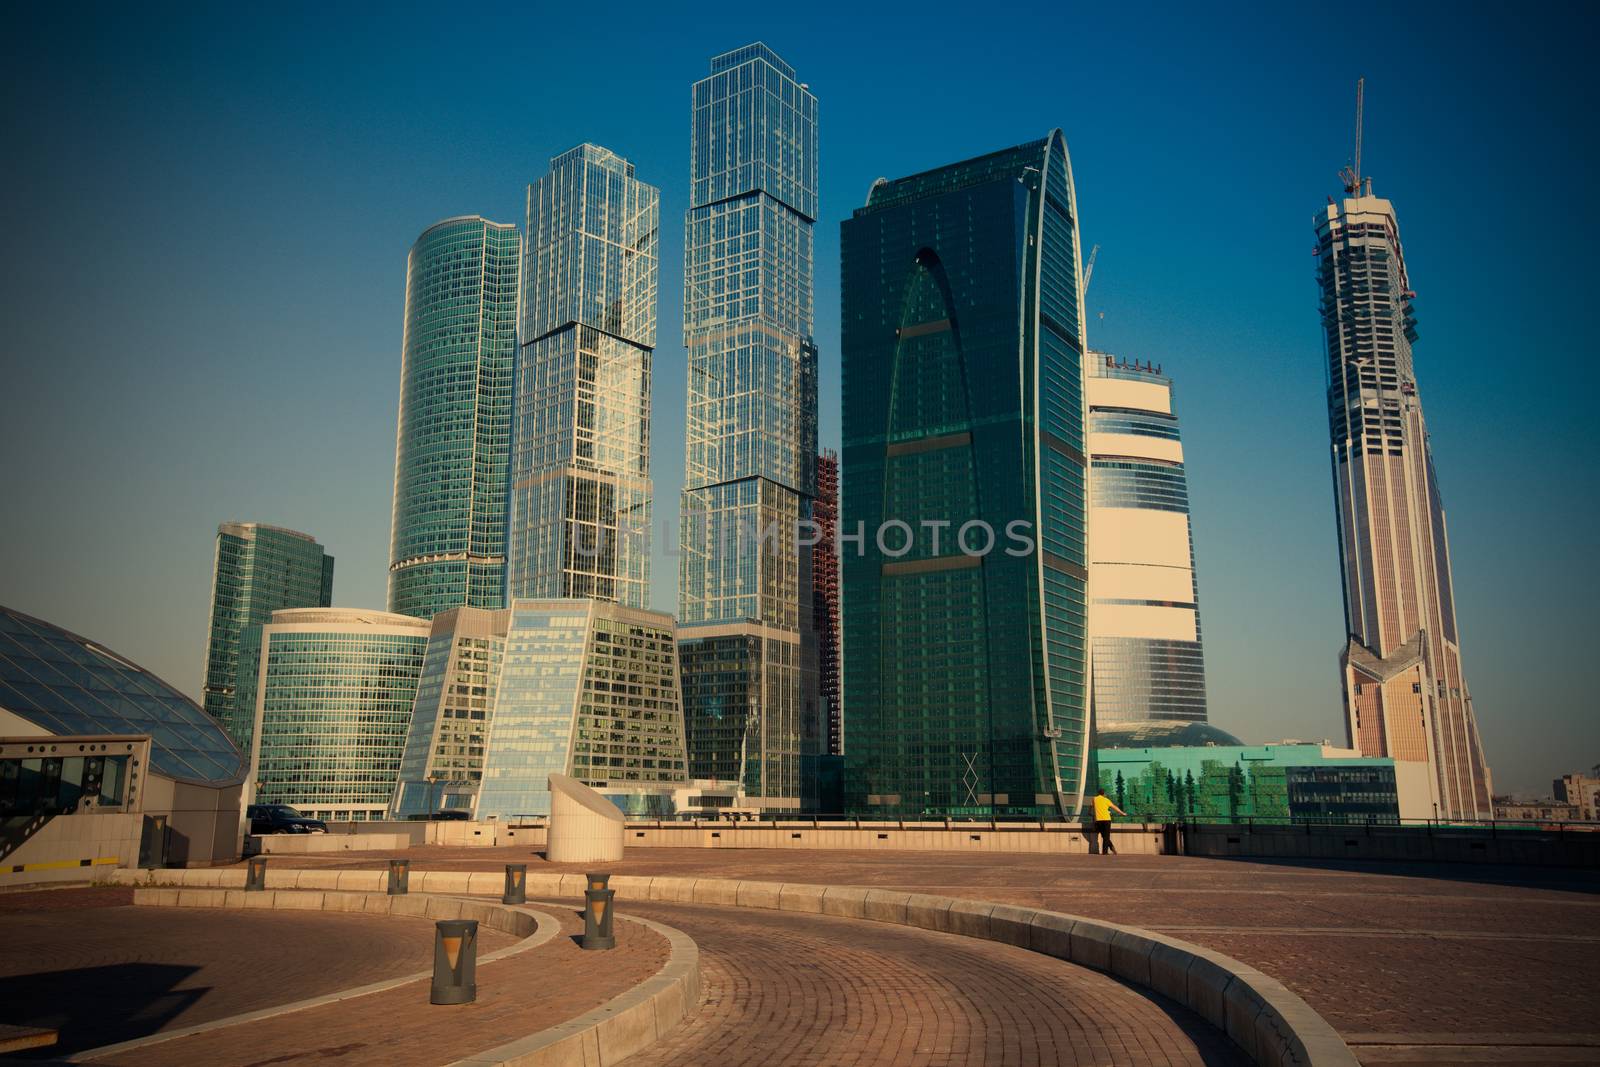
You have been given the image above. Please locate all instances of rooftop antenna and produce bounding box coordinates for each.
[1338,78,1365,196]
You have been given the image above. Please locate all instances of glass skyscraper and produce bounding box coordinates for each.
[509,146,658,607]
[245,608,430,821]
[1316,177,1492,819]
[475,599,688,818]
[201,522,333,751]
[1085,354,1208,725]
[678,44,820,808]
[388,216,521,620]
[840,132,1091,818]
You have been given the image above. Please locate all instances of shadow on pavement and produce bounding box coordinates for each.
[0,962,205,1057]
[1196,853,1600,894]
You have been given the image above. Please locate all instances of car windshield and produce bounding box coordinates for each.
[272,806,305,818]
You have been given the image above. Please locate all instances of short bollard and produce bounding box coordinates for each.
[586,871,610,893]
[245,856,267,892]
[387,858,410,895]
[429,919,478,1004]
[502,863,526,904]
[582,888,615,950]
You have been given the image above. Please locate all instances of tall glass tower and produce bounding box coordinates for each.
[388,216,521,620]
[201,522,333,750]
[1085,354,1208,725]
[1316,175,1492,819]
[840,132,1091,818]
[509,145,658,607]
[678,44,819,808]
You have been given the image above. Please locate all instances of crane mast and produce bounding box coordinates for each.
[1339,77,1366,196]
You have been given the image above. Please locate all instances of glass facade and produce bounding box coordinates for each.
[1095,741,1404,825]
[510,146,657,608]
[201,522,333,752]
[476,600,688,818]
[840,132,1090,818]
[1085,355,1208,725]
[389,216,521,620]
[390,607,508,817]
[1316,188,1492,818]
[679,44,819,807]
[249,609,429,820]
[0,605,244,784]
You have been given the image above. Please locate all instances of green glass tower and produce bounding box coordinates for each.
[840,132,1091,818]
[201,522,333,751]
[388,216,521,619]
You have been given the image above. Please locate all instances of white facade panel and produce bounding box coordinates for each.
[1088,603,1198,642]
[1088,508,1191,568]
[1085,377,1171,415]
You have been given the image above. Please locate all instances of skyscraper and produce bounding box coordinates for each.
[1086,354,1208,725]
[509,146,658,607]
[840,132,1091,818]
[388,216,521,620]
[1315,155,1493,818]
[201,522,333,751]
[814,450,841,756]
[245,608,430,821]
[678,44,819,808]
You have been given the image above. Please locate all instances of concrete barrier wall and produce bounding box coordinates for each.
[252,832,413,855]
[1183,823,1600,868]
[1,812,141,887]
[114,866,1351,1065]
[620,822,1163,854]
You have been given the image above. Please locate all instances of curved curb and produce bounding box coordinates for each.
[69,890,559,1062]
[445,902,699,1067]
[111,868,1353,1065]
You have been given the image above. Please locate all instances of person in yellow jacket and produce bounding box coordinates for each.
[1091,789,1126,855]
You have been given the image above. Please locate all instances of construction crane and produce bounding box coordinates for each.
[1338,77,1365,196]
[1082,243,1100,294]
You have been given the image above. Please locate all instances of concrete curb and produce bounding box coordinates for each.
[69,892,560,1062]
[114,867,1353,1066]
[445,902,699,1067]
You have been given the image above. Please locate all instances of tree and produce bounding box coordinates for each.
[1115,770,1126,810]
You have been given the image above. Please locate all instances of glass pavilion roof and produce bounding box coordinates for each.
[0,605,245,785]
[1094,720,1247,749]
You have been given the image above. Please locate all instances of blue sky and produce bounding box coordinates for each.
[2,2,1595,795]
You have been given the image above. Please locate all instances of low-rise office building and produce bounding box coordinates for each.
[1094,720,1431,824]
[390,607,510,818]
[244,608,430,821]
[475,599,689,819]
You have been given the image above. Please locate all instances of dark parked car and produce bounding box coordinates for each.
[247,804,327,835]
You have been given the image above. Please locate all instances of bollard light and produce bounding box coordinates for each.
[582,888,615,950]
[245,856,268,892]
[388,858,410,895]
[503,863,526,904]
[429,919,478,1004]
[586,871,610,893]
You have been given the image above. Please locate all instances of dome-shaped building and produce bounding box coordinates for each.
[1,604,246,880]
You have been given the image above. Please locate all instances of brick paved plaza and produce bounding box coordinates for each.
[248,846,1600,1065]
[0,847,1595,1065]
